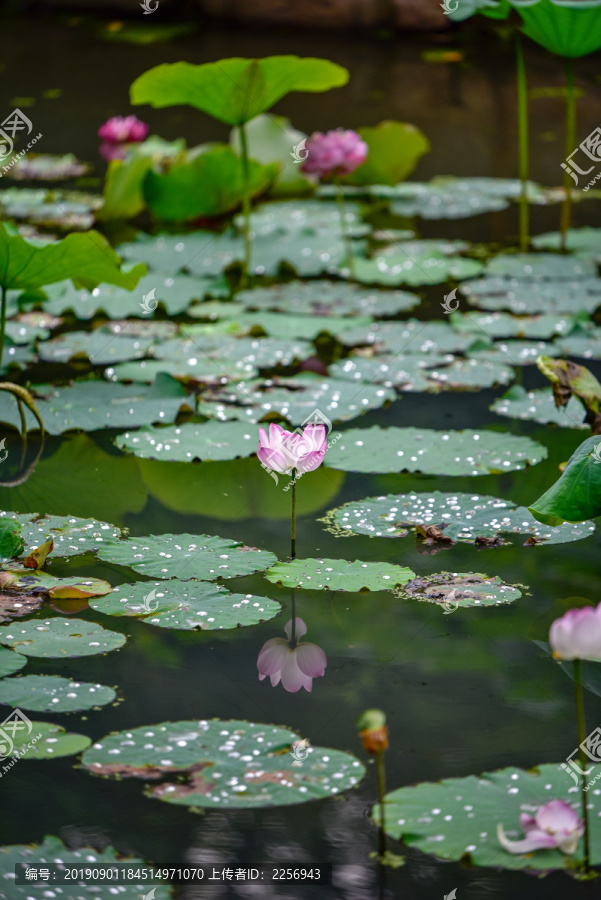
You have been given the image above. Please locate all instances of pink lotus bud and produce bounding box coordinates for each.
[257,617,327,692]
[98,115,149,145]
[497,800,583,855]
[301,129,368,179]
[549,604,601,660]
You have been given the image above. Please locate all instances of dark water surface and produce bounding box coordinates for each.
[0,11,601,899]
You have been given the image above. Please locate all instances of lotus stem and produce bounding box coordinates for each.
[290,588,296,646]
[291,466,296,560]
[333,175,356,279]
[515,33,530,252]
[239,123,252,289]
[376,747,387,859]
[573,658,591,872]
[0,285,6,372]
[560,58,576,252]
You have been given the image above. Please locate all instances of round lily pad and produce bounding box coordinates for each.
[533,227,601,260]
[467,340,560,366]
[97,533,277,581]
[155,335,314,369]
[9,721,91,759]
[378,763,601,871]
[486,253,596,280]
[115,421,258,462]
[90,580,280,631]
[239,199,366,237]
[0,512,121,557]
[82,719,365,808]
[558,328,601,360]
[350,246,483,287]
[0,647,27,678]
[0,836,172,900]
[5,319,51,344]
[0,675,116,712]
[6,153,90,181]
[265,558,415,592]
[425,358,515,388]
[398,572,523,608]
[324,427,547,476]
[0,570,112,600]
[223,311,374,342]
[237,281,420,317]
[321,490,595,545]
[491,386,588,430]
[329,355,449,392]
[388,178,512,219]
[450,311,577,339]
[461,277,601,315]
[0,376,190,435]
[339,319,477,354]
[106,357,258,384]
[38,329,154,365]
[210,376,395,426]
[0,618,126,658]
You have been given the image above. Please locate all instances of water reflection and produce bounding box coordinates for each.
[257,616,327,693]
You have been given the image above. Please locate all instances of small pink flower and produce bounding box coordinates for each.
[98,141,128,162]
[258,422,327,476]
[497,800,584,856]
[549,604,601,660]
[257,617,327,692]
[98,115,149,145]
[301,129,368,179]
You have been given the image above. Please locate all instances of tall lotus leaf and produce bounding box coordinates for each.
[143,145,278,220]
[131,57,349,126]
[530,435,601,525]
[344,121,430,187]
[0,222,145,292]
[230,114,313,196]
[511,0,601,58]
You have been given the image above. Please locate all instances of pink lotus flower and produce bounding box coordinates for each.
[549,604,601,660]
[98,115,149,144]
[257,617,326,692]
[257,422,327,476]
[301,129,368,179]
[497,800,584,855]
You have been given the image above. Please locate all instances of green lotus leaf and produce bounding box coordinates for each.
[230,114,313,196]
[0,675,116,712]
[344,120,430,187]
[530,435,601,525]
[491,386,588,429]
[236,280,419,317]
[8,721,91,759]
[131,56,349,126]
[0,646,27,678]
[0,618,126,658]
[83,718,365,808]
[265,557,415,592]
[0,520,24,563]
[90,580,280,631]
[115,421,258,462]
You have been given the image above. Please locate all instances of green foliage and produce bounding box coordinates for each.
[0,519,24,562]
[0,675,116,713]
[0,617,125,658]
[266,558,415,592]
[131,56,349,126]
[230,114,314,196]
[345,121,430,186]
[530,435,601,525]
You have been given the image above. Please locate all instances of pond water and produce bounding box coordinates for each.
[0,11,600,900]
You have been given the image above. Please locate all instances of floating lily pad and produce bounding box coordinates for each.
[115,421,258,462]
[558,328,601,360]
[38,329,154,365]
[0,375,190,434]
[450,311,578,339]
[90,580,280,631]
[4,319,51,344]
[238,199,367,237]
[339,320,477,354]
[6,153,90,181]
[321,491,595,546]
[154,335,314,369]
[0,675,116,713]
[398,572,523,608]
[0,570,112,600]
[221,311,374,342]
[0,512,121,558]
[329,355,513,392]
[97,534,277,581]
[265,558,414,592]
[209,376,395,425]
[425,357,515,388]
[0,836,172,899]
[324,427,547,476]
[378,763,601,871]
[350,241,482,287]
[0,618,126,658]
[486,254,596,281]
[533,227,601,260]
[106,355,258,384]
[0,187,102,230]
[0,647,26,678]
[82,719,365,808]
[461,277,601,315]
[8,721,91,759]
[388,177,515,219]
[467,340,560,366]
[187,299,247,321]
[104,319,180,340]
[491,386,588,430]
[237,280,419,317]
[42,272,220,320]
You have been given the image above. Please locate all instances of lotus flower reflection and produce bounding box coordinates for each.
[257,422,327,477]
[549,604,601,661]
[257,617,326,693]
[301,129,368,179]
[497,800,584,855]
